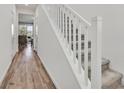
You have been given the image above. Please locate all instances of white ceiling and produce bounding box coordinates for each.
[16,4,38,24]
[19,14,34,24]
[16,4,38,12]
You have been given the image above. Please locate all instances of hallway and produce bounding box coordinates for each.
[0,44,55,89]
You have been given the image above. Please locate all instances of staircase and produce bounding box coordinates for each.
[35,4,124,89]
[102,58,124,89]
[39,4,124,89]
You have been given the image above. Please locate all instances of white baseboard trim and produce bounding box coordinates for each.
[0,52,18,88]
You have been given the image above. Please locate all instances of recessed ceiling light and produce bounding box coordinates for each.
[25,4,29,6]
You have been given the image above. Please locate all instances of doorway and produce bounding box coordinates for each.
[18,13,34,51]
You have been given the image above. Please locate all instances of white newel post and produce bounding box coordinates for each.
[91,16,102,89]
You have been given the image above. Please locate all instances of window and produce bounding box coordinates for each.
[19,24,27,35]
[27,25,33,32]
[27,25,33,37]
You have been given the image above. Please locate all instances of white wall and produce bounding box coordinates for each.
[0,4,15,83]
[35,5,80,89]
[69,5,124,78]
[17,8,34,15]
[12,5,18,57]
[33,12,38,52]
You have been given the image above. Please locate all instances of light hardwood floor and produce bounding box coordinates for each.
[0,44,56,89]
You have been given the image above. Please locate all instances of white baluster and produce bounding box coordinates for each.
[73,15,77,64]
[60,6,64,39]
[63,8,67,46]
[78,20,82,73]
[63,7,65,42]
[63,7,67,47]
[70,13,74,53]
[67,11,72,55]
[61,6,65,42]
[84,25,88,86]
[65,9,69,48]
[91,16,102,89]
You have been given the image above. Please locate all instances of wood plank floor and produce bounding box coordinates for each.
[0,44,56,89]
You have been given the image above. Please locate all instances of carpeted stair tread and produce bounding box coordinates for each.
[102,69,123,88]
[102,58,110,72]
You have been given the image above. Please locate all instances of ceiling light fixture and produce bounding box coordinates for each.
[25,4,29,6]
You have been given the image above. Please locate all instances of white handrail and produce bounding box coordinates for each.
[65,5,91,26]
